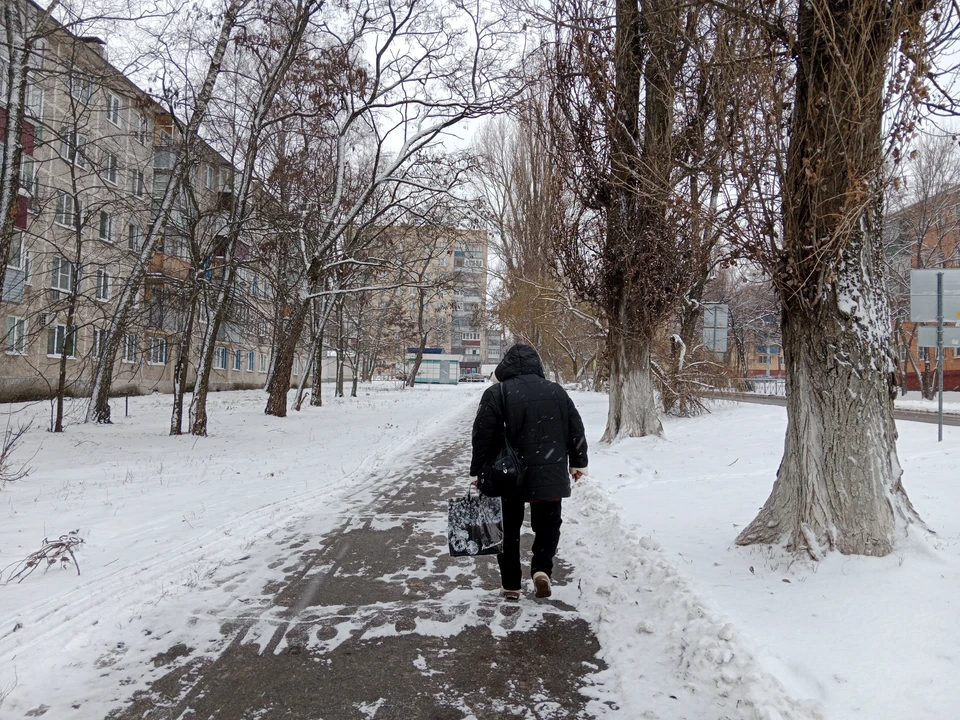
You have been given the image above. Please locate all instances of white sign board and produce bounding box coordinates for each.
[703,303,729,353]
[909,269,960,322]
[917,326,960,348]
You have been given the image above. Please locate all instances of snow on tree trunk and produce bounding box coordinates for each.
[738,0,932,556]
[737,239,922,557]
[601,323,662,442]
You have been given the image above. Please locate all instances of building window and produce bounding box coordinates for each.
[247,351,255,371]
[128,224,142,251]
[47,324,75,357]
[131,169,145,197]
[135,114,148,145]
[214,346,227,370]
[91,327,107,358]
[25,81,43,119]
[148,336,168,364]
[259,353,268,372]
[104,152,118,184]
[233,349,242,371]
[99,211,114,242]
[7,234,23,268]
[251,275,259,297]
[54,192,81,228]
[106,92,121,126]
[122,333,138,363]
[294,357,300,376]
[204,164,216,189]
[19,157,37,195]
[5,317,26,354]
[95,268,110,300]
[67,71,93,105]
[758,355,769,365]
[51,257,75,293]
[60,128,88,167]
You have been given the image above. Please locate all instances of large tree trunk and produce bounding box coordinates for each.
[189,268,237,436]
[265,297,310,417]
[308,325,324,407]
[738,0,929,556]
[737,280,921,557]
[170,292,198,435]
[602,322,662,442]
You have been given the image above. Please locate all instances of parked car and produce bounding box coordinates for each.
[459,374,485,383]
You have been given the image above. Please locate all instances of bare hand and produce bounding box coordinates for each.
[572,471,583,482]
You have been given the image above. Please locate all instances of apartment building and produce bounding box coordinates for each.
[0,11,276,401]
[382,226,489,380]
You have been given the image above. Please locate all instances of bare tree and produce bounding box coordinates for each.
[85,0,251,424]
[261,0,517,417]
[547,0,703,440]
[733,0,942,557]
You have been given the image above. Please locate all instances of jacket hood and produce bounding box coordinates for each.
[495,344,545,382]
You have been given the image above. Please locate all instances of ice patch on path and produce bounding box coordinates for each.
[564,478,824,720]
[357,697,386,717]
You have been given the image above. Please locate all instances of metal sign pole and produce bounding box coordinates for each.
[938,271,944,442]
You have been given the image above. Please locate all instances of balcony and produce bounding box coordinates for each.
[148,252,191,281]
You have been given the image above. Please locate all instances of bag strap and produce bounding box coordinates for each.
[498,380,511,441]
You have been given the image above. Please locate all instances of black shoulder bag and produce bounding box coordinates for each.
[477,382,525,497]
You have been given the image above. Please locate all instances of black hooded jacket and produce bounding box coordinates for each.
[470,344,588,502]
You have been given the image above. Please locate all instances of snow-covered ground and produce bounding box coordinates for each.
[573,392,960,720]
[895,390,960,414]
[0,384,955,719]
[0,383,484,716]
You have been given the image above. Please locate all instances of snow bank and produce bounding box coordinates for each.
[570,391,960,720]
[563,477,823,719]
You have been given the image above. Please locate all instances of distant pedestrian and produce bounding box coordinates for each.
[470,344,588,600]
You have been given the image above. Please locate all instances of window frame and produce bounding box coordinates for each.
[54,192,79,228]
[246,351,255,372]
[213,346,227,370]
[128,223,142,251]
[99,211,115,243]
[134,114,148,145]
[104,151,119,184]
[50,256,75,293]
[106,92,121,126]
[91,327,107,358]
[259,353,268,373]
[46,323,76,358]
[131,169,145,197]
[67,70,93,105]
[95,268,110,301]
[233,349,242,371]
[121,333,138,363]
[147,336,168,365]
[5,316,26,355]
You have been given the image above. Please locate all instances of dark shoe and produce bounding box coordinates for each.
[500,588,521,601]
[533,571,551,598]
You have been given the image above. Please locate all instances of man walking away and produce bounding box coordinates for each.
[470,344,589,600]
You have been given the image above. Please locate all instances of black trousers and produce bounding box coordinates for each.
[497,497,563,591]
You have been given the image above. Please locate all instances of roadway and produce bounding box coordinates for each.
[706,392,960,427]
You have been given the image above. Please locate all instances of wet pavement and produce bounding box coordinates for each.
[109,425,613,719]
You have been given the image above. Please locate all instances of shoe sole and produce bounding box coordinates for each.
[534,575,552,598]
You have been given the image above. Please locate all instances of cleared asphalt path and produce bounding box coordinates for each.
[708,392,960,427]
[109,427,613,719]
